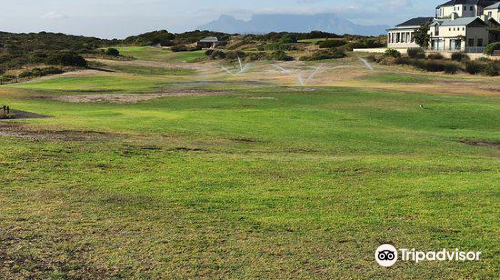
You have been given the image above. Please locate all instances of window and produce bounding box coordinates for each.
[449,28,452,31]
[477,39,483,47]
[470,6,473,11]
[468,38,475,47]
[489,12,493,18]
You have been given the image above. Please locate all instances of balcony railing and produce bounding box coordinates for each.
[465,47,485,54]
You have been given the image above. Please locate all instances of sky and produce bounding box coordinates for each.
[0,0,443,39]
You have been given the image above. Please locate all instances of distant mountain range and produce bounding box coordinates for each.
[198,14,389,36]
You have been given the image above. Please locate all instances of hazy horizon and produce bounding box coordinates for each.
[0,0,441,39]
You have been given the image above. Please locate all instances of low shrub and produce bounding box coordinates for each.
[407,48,426,59]
[319,40,347,49]
[300,49,346,61]
[205,49,214,56]
[47,52,87,67]
[465,61,482,75]
[379,57,398,65]
[105,48,120,56]
[476,57,491,62]
[421,60,447,72]
[171,45,188,52]
[451,52,470,62]
[482,62,499,76]
[209,50,226,60]
[271,50,294,61]
[0,68,4,75]
[427,53,444,60]
[247,52,269,61]
[484,42,500,55]
[19,67,63,78]
[0,75,16,83]
[384,49,401,58]
[444,63,460,74]
[266,43,292,51]
[225,51,246,60]
[171,45,201,52]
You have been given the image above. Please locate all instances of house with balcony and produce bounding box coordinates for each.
[387,17,434,49]
[387,0,500,53]
[485,2,500,21]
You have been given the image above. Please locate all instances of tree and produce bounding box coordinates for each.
[413,23,431,48]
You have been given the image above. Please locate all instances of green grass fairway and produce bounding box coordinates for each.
[115,46,205,62]
[0,53,499,279]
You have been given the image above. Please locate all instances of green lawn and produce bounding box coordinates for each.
[0,55,499,279]
[115,46,205,62]
[103,64,196,76]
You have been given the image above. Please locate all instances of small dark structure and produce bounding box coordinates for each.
[197,37,226,49]
[0,105,10,119]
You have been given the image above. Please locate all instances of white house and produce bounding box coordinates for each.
[387,17,434,49]
[485,2,500,21]
[387,0,500,53]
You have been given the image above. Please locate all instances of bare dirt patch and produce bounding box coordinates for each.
[0,122,117,141]
[460,140,500,149]
[50,90,228,104]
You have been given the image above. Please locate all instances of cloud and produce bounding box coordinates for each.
[41,11,69,20]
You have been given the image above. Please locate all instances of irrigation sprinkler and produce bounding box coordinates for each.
[303,64,323,85]
[359,57,374,71]
[221,66,236,76]
[237,56,244,72]
[271,64,291,74]
[297,72,305,86]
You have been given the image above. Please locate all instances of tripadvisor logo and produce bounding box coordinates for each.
[375,244,482,267]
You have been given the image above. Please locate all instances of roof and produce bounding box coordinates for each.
[485,2,500,9]
[396,17,434,27]
[434,17,487,26]
[199,37,219,43]
[436,0,499,9]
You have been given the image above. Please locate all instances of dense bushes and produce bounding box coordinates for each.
[270,51,294,61]
[18,67,63,78]
[384,49,401,58]
[483,62,499,76]
[300,49,345,61]
[123,30,175,46]
[484,42,500,55]
[348,38,385,50]
[370,49,498,76]
[451,52,470,62]
[47,52,87,67]
[444,63,459,74]
[407,48,426,59]
[465,61,482,74]
[427,53,444,60]
[171,45,202,52]
[208,50,226,60]
[319,40,347,49]
[205,49,294,62]
[105,48,120,56]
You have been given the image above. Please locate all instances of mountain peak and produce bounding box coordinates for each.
[199,13,388,36]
